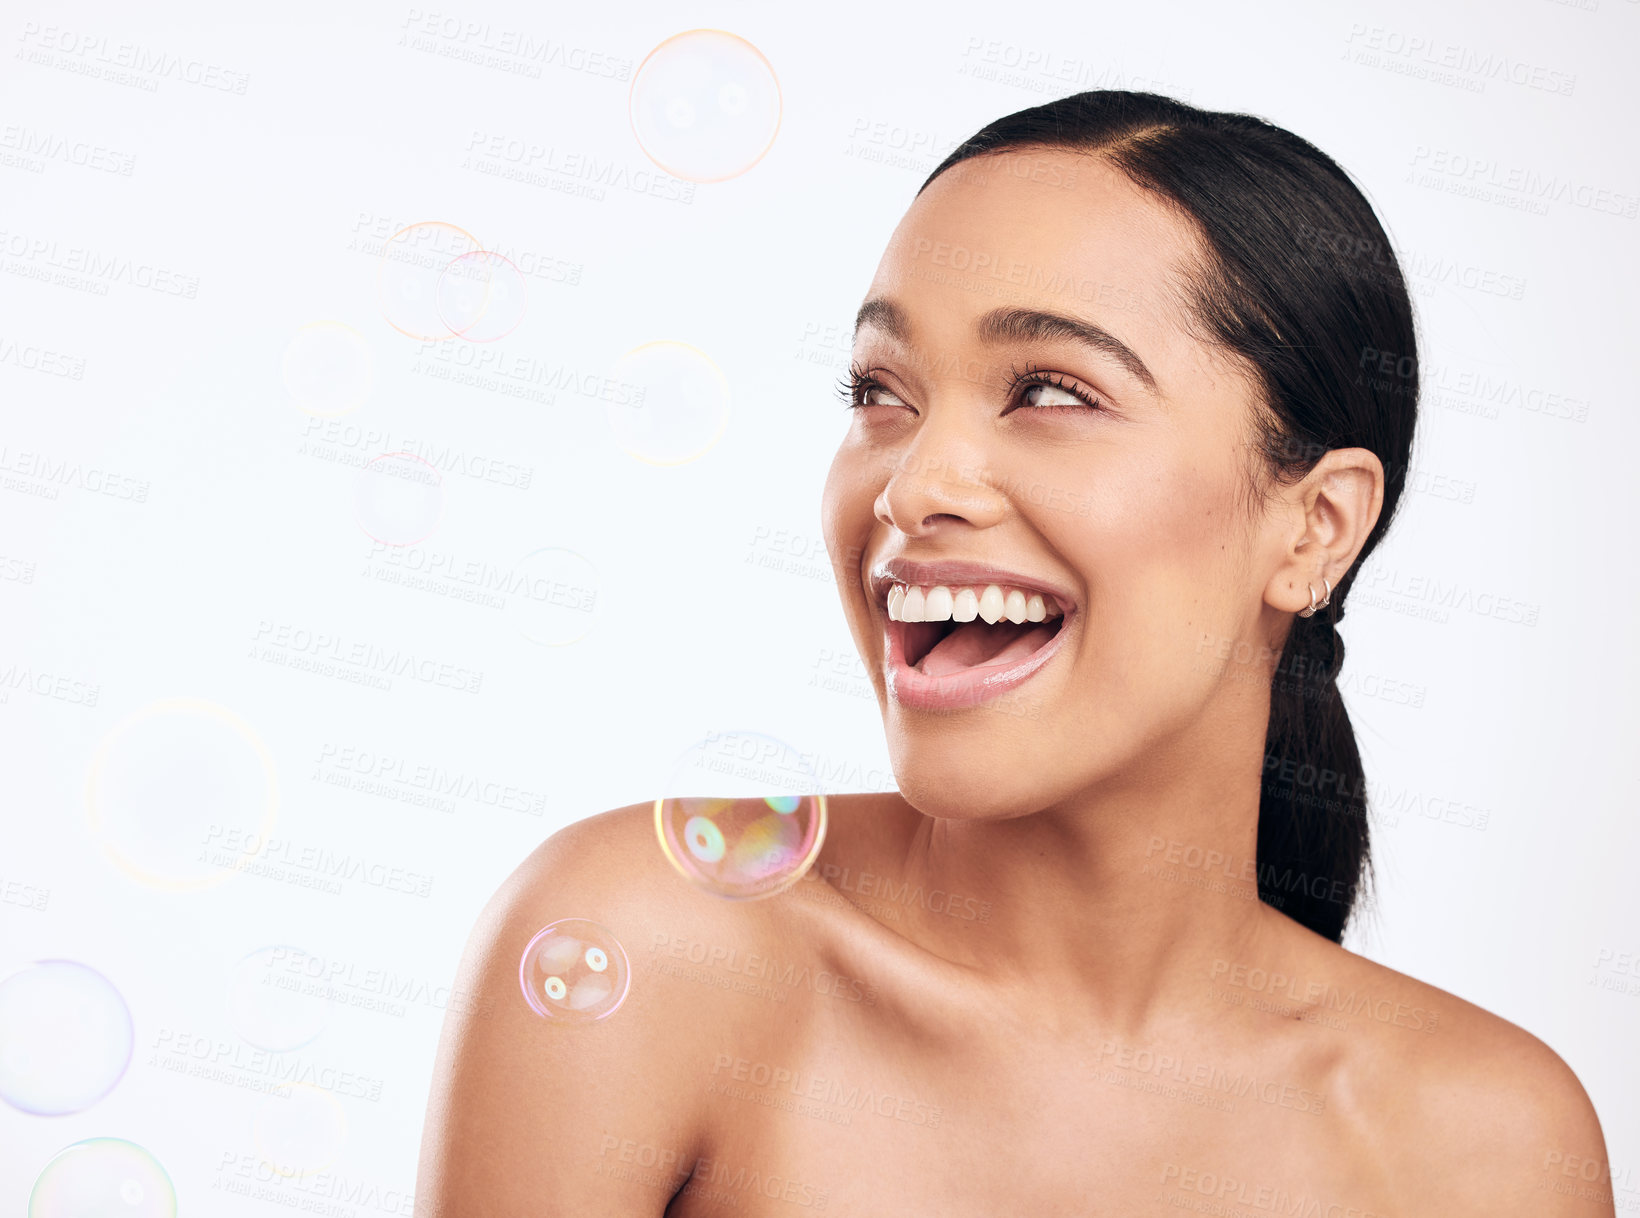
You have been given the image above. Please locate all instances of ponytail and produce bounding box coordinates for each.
[1258,602,1370,942]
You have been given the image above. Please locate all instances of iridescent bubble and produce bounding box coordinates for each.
[654,730,827,899]
[353,451,443,545]
[227,946,330,1052]
[507,547,600,646]
[282,321,376,417]
[256,1082,347,1177]
[436,251,528,343]
[86,698,279,893]
[377,221,483,340]
[28,1138,176,1217]
[605,340,730,465]
[518,919,630,1022]
[629,30,782,182]
[0,961,133,1115]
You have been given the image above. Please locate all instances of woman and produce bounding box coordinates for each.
[417,91,1613,1215]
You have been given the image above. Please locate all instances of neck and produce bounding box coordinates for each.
[879,738,1281,1034]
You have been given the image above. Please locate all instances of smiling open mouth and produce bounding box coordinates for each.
[880,581,1073,708]
[903,616,1066,677]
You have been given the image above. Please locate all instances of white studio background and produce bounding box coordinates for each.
[2,0,1636,1209]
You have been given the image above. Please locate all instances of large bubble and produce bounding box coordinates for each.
[226,946,331,1052]
[255,1082,347,1177]
[28,1138,176,1217]
[0,960,133,1115]
[282,321,376,417]
[654,730,827,899]
[507,547,601,646]
[86,697,279,893]
[629,30,782,182]
[605,340,730,465]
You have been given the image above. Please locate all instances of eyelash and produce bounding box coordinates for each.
[833,361,1105,414]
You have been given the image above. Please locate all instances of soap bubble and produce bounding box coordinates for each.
[605,340,730,465]
[255,1082,347,1177]
[508,547,600,646]
[86,697,279,892]
[377,221,483,340]
[353,451,443,545]
[630,30,782,182]
[227,946,331,1052]
[282,321,375,417]
[519,919,630,1022]
[0,961,133,1115]
[654,730,827,899]
[436,250,528,342]
[28,1138,176,1217]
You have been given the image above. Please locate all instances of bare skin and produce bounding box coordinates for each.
[416,150,1613,1216]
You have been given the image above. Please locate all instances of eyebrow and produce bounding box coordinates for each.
[853,297,1158,395]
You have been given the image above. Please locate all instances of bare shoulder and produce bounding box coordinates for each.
[1290,932,1614,1216]
[415,801,802,1217]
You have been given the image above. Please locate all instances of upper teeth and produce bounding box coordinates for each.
[886,583,1064,625]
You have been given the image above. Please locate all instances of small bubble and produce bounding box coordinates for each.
[519,920,630,1022]
[353,451,443,545]
[377,221,483,340]
[282,321,375,417]
[436,250,528,343]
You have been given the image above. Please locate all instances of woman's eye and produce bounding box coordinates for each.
[1019,381,1088,410]
[859,382,907,409]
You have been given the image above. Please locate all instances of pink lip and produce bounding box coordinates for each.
[882,609,1072,711]
[869,558,1077,712]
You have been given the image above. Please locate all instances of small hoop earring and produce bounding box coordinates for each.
[1297,576,1333,619]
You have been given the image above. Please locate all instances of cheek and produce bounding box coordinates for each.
[821,445,878,583]
[1049,458,1244,685]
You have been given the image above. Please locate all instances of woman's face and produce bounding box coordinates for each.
[821,147,1289,821]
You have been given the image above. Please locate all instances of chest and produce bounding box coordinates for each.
[671,1015,1391,1217]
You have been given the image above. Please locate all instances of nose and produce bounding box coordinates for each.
[873,436,1010,537]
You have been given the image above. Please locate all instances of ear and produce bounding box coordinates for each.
[1263,447,1386,615]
